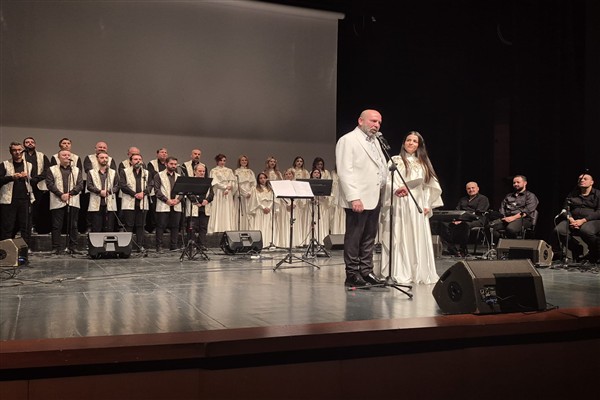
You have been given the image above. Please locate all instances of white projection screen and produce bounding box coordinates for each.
[0,0,342,172]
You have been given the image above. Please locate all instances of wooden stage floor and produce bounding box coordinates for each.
[1,244,599,341]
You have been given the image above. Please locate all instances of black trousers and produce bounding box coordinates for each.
[145,196,157,233]
[89,206,116,232]
[123,209,147,249]
[448,219,484,250]
[552,219,600,260]
[186,213,209,247]
[31,189,51,234]
[51,206,79,250]
[343,204,381,278]
[0,199,31,244]
[155,209,181,250]
[491,217,533,240]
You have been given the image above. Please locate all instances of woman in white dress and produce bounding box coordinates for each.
[378,131,443,284]
[276,168,303,248]
[291,156,310,245]
[329,168,346,235]
[249,172,277,247]
[207,154,237,233]
[292,156,310,180]
[264,156,283,181]
[311,157,331,180]
[234,155,255,231]
[308,168,330,245]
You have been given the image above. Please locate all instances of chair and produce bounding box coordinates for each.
[471,225,487,255]
[496,209,538,240]
[519,209,538,239]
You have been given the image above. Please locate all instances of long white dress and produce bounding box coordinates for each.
[207,166,237,233]
[320,169,331,180]
[377,155,443,284]
[329,170,346,235]
[265,169,283,181]
[234,167,255,230]
[310,195,330,244]
[248,186,278,247]
[293,168,310,244]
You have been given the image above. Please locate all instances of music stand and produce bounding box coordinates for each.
[270,180,319,270]
[298,179,332,258]
[173,177,212,261]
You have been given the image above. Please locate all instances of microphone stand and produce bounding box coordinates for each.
[64,161,75,255]
[552,198,576,269]
[268,190,277,250]
[23,156,33,247]
[108,169,125,233]
[139,166,148,255]
[367,134,415,298]
[236,174,241,231]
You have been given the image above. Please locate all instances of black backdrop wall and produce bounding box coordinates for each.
[274,0,599,241]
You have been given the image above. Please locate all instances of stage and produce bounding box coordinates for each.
[1,240,599,399]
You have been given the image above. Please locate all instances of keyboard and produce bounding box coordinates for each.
[431,210,478,222]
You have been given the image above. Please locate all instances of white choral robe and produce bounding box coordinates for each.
[329,170,346,235]
[293,168,310,244]
[265,169,283,181]
[309,195,330,245]
[207,166,237,233]
[234,167,255,230]
[377,154,443,284]
[248,186,278,247]
[276,196,305,248]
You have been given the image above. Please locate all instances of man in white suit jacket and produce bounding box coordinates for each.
[336,109,388,288]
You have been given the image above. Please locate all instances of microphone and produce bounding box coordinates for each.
[555,209,567,219]
[375,132,391,150]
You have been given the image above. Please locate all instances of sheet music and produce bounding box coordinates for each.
[270,180,314,198]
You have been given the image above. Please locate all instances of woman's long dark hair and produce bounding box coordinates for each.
[255,172,272,192]
[399,131,438,183]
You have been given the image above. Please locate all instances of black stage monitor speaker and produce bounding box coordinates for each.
[88,232,132,259]
[0,238,28,267]
[221,231,263,254]
[497,239,553,267]
[433,259,547,315]
[324,234,344,250]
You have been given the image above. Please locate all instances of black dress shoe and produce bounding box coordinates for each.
[344,275,371,288]
[363,273,385,285]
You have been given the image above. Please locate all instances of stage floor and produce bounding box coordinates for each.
[1,245,599,341]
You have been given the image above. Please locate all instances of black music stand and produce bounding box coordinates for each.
[173,177,212,261]
[298,179,332,258]
[270,180,319,270]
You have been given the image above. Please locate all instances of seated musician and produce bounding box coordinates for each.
[446,181,490,256]
[491,175,539,240]
[551,173,599,264]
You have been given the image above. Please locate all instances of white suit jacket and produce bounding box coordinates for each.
[335,127,386,210]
